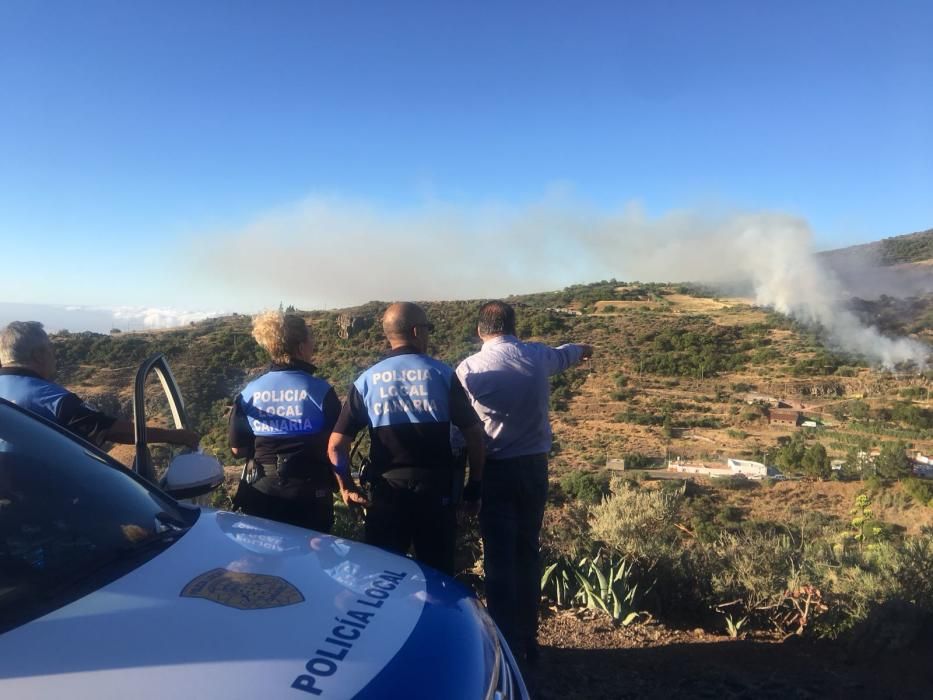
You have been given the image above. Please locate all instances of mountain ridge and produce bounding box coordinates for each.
[821,227,933,266]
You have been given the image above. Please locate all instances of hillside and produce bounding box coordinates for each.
[48,280,933,477]
[821,227,933,266]
[42,277,933,695]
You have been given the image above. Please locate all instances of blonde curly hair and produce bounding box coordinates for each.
[252,311,310,364]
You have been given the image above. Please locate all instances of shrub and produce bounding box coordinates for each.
[900,386,926,400]
[616,410,665,426]
[849,400,870,420]
[707,531,806,618]
[717,475,757,490]
[589,479,684,563]
[541,501,594,561]
[560,471,610,504]
[621,452,656,469]
[903,478,933,507]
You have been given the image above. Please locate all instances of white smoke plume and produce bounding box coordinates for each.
[191,193,929,368]
[621,214,930,368]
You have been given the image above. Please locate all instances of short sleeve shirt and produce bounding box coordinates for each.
[228,361,340,486]
[333,346,480,479]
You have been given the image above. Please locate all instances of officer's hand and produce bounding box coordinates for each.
[579,344,594,360]
[177,429,200,450]
[341,485,370,509]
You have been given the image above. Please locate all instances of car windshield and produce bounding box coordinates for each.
[0,401,197,633]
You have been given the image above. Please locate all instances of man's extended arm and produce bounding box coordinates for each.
[540,343,594,376]
[104,419,200,449]
[57,393,199,448]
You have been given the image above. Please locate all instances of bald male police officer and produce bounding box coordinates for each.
[328,302,484,575]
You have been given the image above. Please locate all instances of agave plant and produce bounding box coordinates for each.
[540,558,579,608]
[541,551,648,626]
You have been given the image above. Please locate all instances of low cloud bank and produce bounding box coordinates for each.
[106,306,223,331]
[192,193,930,368]
[0,303,222,334]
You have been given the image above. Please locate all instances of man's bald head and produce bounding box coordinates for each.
[383,302,431,350]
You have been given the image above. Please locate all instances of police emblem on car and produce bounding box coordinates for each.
[181,568,305,610]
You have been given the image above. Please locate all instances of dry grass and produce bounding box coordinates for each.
[593,300,657,313]
[663,294,732,312]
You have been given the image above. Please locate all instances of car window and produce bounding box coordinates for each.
[0,401,197,633]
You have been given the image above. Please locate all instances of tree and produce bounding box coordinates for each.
[875,441,911,480]
[829,404,848,422]
[849,400,870,420]
[801,443,831,480]
[775,433,807,474]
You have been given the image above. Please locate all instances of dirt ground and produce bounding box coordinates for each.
[716,478,933,536]
[529,609,933,699]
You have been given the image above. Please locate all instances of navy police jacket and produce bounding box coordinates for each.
[333,346,480,483]
[229,360,340,490]
[0,367,116,446]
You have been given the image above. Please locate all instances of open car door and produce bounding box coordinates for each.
[132,353,223,501]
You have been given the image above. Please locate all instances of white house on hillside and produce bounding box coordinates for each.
[727,458,769,479]
[912,453,933,479]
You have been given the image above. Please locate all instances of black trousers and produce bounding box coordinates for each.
[480,453,549,657]
[365,479,457,576]
[234,478,335,533]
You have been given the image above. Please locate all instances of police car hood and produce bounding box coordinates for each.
[0,511,499,700]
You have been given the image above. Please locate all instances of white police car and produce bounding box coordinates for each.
[0,355,527,699]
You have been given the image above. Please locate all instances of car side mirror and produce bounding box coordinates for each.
[162,452,224,500]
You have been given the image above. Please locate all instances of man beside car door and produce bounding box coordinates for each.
[0,321,199,450]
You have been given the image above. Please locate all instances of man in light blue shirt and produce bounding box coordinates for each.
[456,301,591,664]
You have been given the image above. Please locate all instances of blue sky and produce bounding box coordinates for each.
[1,1,931,317]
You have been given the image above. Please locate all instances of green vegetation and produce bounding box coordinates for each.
[801,442,831,480]
[904,478,933,507]
[634,321,752,377]
[541,554,644,625]
[559,471,609,504]
[550,367,589,412]
[45,279,933,647]
[542,478,933,639]
[879,229,933,265]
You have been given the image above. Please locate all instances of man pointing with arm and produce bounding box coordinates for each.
[456,301,592,664]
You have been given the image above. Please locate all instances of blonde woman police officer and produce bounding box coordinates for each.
[229,312,341,532]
